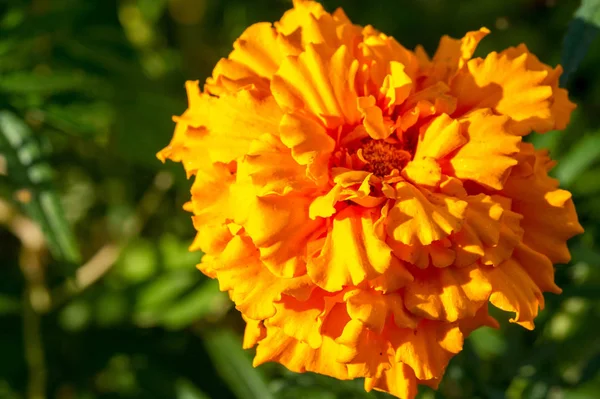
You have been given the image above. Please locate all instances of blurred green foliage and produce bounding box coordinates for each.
[1,0,599,398]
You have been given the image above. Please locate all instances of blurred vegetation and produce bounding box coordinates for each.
[1,0,599,398]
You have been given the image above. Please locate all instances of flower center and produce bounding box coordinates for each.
[359,140,412,177]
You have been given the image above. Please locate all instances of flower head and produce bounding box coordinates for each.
[158,1,583,397]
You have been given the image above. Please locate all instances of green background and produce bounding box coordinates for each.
[1,0,599,398]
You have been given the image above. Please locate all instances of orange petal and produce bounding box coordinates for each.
[381,61,413,108]
[452,51,554,135]
[238,133,315,196]
[444,109,521,190]
[308,206,395,291]
[502,145,583,263]
[344,289,417,332]
[386,182,468,245]
[482,196,524,266]
[499,44,576,132]
[357,95,394,139]
[336,319,392,378]
[388,238,455,269]
[392,320,464,380]
[482,248,554,330]
[226,23,284,79]
[234,187,324,277]
[429,28,490,81]
[458,305,500,338]
[176,83,283,165]
[267,290,326,349]
[243,316,266,349]
[452,194,505,267]
[364,362,418,399]
[403,264,492,322]
[253,325,350,380]
[413,113,465,161]
[280,112,335,186]
[272,43,357,127]
[207,235,313,320]
[401,157,442,188]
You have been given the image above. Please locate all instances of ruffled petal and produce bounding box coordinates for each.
[204,235,313,320]
[345,289,417,332]
[413,113,465,161]
[308,206,400,291]
[403,263,492,322]
[357,95,395,139]
[482,244,559,330]
[253,325,350,380]
[272,43,358,127]
[336,319,392,378]
[364,362,418,399]
[387,182,468,245]
[443,109,521,190]
[458,305,500,338]
[392,320,464,380]
[502,144,583,263]
[267,289,326,349]
[175,83,283,165]
[499,44,576,131]
[452,51,554,135]
[243,316,266,349]
[280,112,335,186]
[238,133,315,196]
[452,194,505,267]
[234,187,325,277]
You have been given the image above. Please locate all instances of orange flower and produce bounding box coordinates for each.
[158,1,583,397]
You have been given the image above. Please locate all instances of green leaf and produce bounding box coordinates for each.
[554,132,600,187]
[0,110,81,269]
[159,280,229,330]
[561,0,600,86]
[203,330,274,399]
[175,379,212,399]
[0,294,21,315]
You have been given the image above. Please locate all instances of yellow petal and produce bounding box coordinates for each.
[280,112,335,186]
[386,182,468,245]
[392,320,464,380]
[388,238,455,269]
[308,206,395,291]
[443,109,521,190]
[403,264,492,322]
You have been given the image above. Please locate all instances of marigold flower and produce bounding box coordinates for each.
[158,1,583,397]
